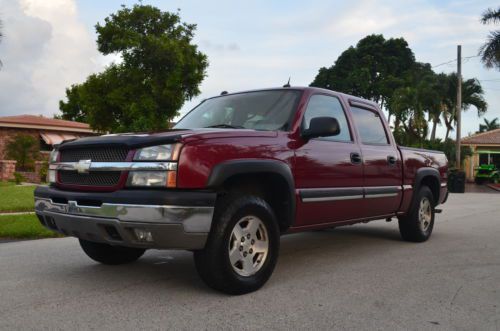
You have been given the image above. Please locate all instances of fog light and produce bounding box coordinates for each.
[134,229,153,242]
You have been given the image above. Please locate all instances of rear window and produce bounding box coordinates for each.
[350,106,389,145]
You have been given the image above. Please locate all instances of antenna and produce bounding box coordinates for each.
[283,77,291,88]
[220,91,228,95]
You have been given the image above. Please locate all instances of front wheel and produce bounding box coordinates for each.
[398,186,435,242]
[79,239,145,265]
[194,195,280,295]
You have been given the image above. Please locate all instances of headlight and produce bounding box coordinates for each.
[49,149,59,163]
[126,171,177,188]
[134,144,181,161]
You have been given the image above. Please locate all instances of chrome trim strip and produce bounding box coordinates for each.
[49,161,177,172]
[364,193,398,199]
[302,195,364,202]
[402,185,412,190]
[34,197,213,233]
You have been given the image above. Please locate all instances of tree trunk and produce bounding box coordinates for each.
[430,117,438,140]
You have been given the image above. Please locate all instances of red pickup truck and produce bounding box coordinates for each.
[34,87,448,294]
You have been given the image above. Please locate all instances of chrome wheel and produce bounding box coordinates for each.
[418,197,432,231]
[228,216,269,277]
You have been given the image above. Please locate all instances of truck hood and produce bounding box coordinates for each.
[58,128,277,150]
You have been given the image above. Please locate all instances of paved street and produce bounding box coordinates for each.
[1,192,499,330]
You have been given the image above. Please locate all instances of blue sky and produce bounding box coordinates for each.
[0,0,498,138]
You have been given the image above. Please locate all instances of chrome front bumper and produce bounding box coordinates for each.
[34,196,215,250]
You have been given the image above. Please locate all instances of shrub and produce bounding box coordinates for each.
[13,172,25,185]
[39,162,49,183]
[6,134,39,171]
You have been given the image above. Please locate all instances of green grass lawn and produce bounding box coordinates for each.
[0,182,36,212]
[0,214,62,239]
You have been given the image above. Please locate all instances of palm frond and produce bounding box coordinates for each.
[478,30,500,69]
[481,7,500,25]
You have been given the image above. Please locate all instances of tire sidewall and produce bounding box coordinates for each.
[220,199,279,287]
[198,195,280,294]
[411,186,435,239]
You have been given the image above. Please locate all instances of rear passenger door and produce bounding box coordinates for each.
[348,102,403,217]
[294,94,364,227]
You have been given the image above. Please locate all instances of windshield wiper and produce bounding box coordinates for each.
[205,124,246,129]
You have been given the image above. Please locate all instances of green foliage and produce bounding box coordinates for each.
[13,172,25,185]
[59,4,208,133]
[479,7,500,70]
[6,134,39,171]
[38,162,48,183]
[479,117,500,132]
[311,34,415,109]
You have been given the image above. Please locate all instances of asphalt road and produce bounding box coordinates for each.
[1,192,499,330]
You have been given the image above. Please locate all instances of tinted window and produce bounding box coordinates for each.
[302,95,351,142]
[350,106,389,145]
[174,90,301,131]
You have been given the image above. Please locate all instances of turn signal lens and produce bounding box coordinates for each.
[126,171,177,188]
[48,170,57,184]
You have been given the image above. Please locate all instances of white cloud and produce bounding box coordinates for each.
[0,0,103,117]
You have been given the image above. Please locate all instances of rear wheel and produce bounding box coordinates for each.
[398,186,435,242]
[79,239,145,265]
[194,195,280,295]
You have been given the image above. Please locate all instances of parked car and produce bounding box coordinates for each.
[34,87,448,294]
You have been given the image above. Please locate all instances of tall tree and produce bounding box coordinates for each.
[479,117,500,132]
[479,7,500,70]
[59,5,208,133]
[310,34,415,121]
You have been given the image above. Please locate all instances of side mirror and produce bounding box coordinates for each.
[302,117,340,140]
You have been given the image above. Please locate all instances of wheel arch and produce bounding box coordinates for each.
[414,168,441,206]
[206,159,296,232]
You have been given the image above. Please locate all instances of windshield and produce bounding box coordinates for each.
[174,90,302,131]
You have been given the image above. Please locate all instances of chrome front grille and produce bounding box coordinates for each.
[60,147,129,162]
[59,170,122,187]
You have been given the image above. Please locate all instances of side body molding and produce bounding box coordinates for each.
[206,159,296,228]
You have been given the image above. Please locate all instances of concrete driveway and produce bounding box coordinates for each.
[1,193,499,330]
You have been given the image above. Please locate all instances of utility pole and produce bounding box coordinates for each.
[455,45,462,170]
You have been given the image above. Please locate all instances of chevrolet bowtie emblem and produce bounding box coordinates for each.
[75,159,91,174]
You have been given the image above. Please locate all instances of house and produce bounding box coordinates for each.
[0,115,94,181]
[461,128,500,181]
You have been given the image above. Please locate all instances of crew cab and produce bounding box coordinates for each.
[34,87,448,294]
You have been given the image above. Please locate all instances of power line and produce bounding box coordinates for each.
[432,55,480,68]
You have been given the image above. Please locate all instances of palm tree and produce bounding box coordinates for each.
[442,73,487,139]
[479,7,500,70]
[479,117,500,132]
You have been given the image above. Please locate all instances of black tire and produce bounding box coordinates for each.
[194,195,280,295]
[398,186,435,243]
[79,239,145,265]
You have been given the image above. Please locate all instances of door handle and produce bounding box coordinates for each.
[387,155,396,165]
[350,152,362,164]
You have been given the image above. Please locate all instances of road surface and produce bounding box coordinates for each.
[1,192,499,330]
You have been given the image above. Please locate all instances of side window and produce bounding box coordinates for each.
[303,95,352,142]
[350,106,389,145]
